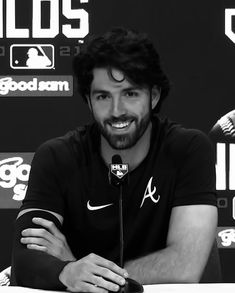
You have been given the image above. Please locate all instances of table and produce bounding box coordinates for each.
[145,284,235,293]
[1,284,235,293]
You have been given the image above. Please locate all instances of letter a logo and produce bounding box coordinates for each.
[140,177,160,208]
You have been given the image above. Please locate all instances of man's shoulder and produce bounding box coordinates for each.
[35,123,97,165]
[167,124,209,146]
[157,116,209,147]
[157,117,212,159]
[37,126,86,150]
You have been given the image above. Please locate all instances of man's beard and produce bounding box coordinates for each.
[95,112,151,150]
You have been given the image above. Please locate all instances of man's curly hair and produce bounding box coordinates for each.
[73,27,170,112]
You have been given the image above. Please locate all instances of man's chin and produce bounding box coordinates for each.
[98,117,151,150]
[105,134,137,150]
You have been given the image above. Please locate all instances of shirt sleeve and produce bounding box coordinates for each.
[173,130,217,207]
[21,139,68,215]
[10,210,69,290]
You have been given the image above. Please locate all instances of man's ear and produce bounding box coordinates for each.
[151,86,161,110]
[86,95,92,110]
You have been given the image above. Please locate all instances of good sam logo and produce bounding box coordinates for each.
[217,227,235,248]
[0,154,34,208]
[0,76,73,96]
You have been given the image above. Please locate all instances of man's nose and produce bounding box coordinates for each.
[110,97,126,117]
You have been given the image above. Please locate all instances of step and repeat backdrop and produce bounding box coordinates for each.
[1,0,235,282]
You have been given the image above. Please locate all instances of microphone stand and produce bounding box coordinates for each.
[109,156,143,293]
[116,182,143,293]
[119,184,124,268]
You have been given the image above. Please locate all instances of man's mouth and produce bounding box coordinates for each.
[106,119,135,131]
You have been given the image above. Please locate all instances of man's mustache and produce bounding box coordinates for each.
[104,116,137,124]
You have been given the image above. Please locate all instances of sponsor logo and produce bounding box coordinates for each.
[140,177,160,208]
[0,0,90,70]
[10,44,54,69]
[215,143,235,220]
[217,197,228,209]
[110,164,128,179]
[0,153,34,209]
[87,200,113,211]
[216,143,235,190]
[217,227,235,248]
[225,9,235,44]
[0,76,73,96]
[0,44,82,58]
[0,0,89,39]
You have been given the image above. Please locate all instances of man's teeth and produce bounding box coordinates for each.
[111,121,131,129]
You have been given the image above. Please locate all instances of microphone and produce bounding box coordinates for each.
[109,154,129,187]
[109,155,143,293]
[109,155,128,268]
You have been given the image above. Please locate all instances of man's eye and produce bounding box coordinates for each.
[126,91,138,97]
[96,94,109,100]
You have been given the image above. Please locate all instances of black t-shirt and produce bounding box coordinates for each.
[21,115,217,263]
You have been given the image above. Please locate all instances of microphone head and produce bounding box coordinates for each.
[109,154,129,187]
[112,154,122,164]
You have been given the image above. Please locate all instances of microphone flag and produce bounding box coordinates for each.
[109,155,129,187]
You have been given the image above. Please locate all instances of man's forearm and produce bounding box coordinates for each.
[11,210,69,289]
[124,246,205,284]
[12,248,69,289]
[125,205,217,285]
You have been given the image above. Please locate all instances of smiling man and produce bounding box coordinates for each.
[11,28,218,292]
[91,68,153,149]
[89,67,160,171]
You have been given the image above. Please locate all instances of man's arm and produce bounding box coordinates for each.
[11,208,70,290]
[124,204,217,284]
[12,208,128,292]
[18,204,217,286]
[20,215,76,262]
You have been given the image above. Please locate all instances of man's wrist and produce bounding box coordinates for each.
[59,261,75,289]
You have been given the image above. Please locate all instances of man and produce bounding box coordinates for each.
[11,28,218,292]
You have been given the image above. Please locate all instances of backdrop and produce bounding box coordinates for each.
[0,0,235,282]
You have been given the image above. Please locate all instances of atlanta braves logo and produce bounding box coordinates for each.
[140,177,160,208]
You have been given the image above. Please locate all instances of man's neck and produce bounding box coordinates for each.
[101,123,152,171]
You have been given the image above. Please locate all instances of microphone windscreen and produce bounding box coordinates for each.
[112,154,122,164]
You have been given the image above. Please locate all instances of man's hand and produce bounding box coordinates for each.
[20,217,76,262]
[20,216,129,292]
[59,253,128,293]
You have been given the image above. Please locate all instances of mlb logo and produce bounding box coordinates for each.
[111,164,128,179]
[10,44,54,69]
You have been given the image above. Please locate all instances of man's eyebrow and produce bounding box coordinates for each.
[90,86,142,95]
[90,89,110,95]
[122,86,142,91]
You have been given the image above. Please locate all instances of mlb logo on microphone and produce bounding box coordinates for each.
[111,164,128,179]
[10,44,54,69]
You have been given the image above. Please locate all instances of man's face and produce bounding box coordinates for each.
[88,68,159,150]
